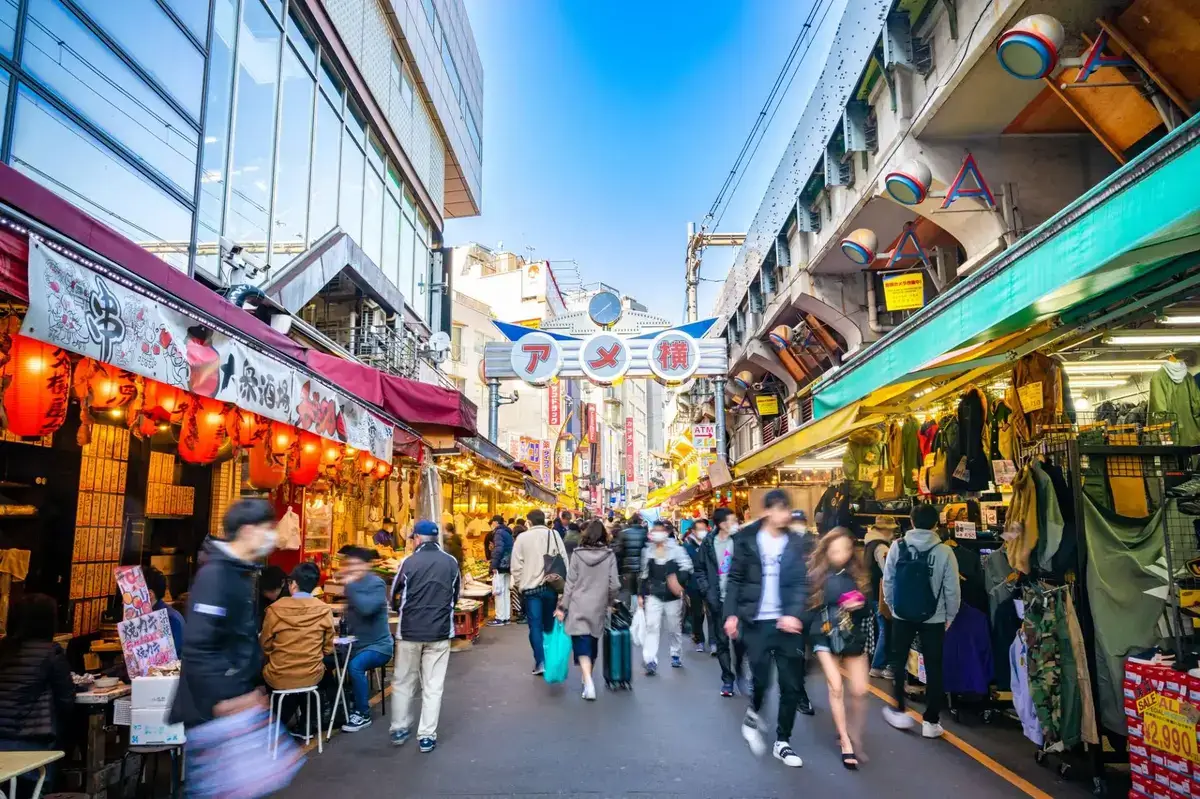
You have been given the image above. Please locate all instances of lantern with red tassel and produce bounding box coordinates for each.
[373,458,393,480]
[268,421,297,456]
[247,439,286,490]
[227,409,269,448]
[1,335,71,437]
[178,397,230,464]
[356,450,378,476]
[288,432,322,486]
[81,361,137,411]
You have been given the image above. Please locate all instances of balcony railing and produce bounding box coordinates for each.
[313,322,455,390]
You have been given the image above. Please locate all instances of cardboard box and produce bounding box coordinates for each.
[129,708,184,745]
[131,676,179,709]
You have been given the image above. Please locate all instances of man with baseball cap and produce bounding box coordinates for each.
[389,519,461,753]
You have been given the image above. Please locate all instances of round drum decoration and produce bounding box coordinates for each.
[996,14,1064,80]
[884,159,932,206]
[839,228,878,265]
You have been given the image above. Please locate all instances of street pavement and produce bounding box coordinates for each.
[278,623,1094,799]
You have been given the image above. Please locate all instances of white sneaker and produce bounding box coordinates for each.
[772,740,803,768]
[582,679,596,701]
[883,707,915,730]
[869,667,894,680]
[741,709,766,757]
[922,721,945,739]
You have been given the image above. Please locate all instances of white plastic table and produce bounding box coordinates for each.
[327,635,356,741]
[0,750,64,799]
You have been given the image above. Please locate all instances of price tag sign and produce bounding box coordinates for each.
[983,506,998,527]
[1144,694,1200,764]
[1017,381,1044,412]
[882,474,896,493]
[952,456,969,482]
[992,460,1017,486]
[954,521,977,540]
[857,464,880,482]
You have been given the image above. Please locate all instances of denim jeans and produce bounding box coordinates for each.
[523,587,557,667]
[871,603,891,670]
[348,648,392,715]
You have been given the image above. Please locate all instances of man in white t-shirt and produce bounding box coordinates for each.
[723,489,811,769]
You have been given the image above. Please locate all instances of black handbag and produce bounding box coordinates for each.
[542,531,567,593]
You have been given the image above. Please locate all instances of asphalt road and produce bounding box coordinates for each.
[277,623,1097,799]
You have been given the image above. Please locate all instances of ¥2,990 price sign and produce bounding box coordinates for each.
[1141,692,1200,764]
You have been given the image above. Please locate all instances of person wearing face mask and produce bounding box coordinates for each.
[696,508,745,696]
[638,521,694,674]
[682,520,711,654]
[170,499,279,731]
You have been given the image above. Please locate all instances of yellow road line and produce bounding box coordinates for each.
[866,682,1053,799]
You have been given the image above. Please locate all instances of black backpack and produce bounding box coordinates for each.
[892,541,943,622]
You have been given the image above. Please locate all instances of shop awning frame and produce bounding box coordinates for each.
[812,114,1200,420]
[732,400,887,478]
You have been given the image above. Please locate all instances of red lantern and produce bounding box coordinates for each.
[178,397,230,464]
[373,458,393,480]
[247,439,285,490]
[269,421,297,456]
[1,335,70,437]
[289,432,322,486]
[228,409,269,448]
[357,451,378,475]
[142,380,188,422]
[76,359,136,411]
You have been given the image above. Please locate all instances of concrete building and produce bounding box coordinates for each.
[0,0,482,385]
[706,0,1193,464]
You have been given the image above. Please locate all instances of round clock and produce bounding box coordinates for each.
[588,290,623,328]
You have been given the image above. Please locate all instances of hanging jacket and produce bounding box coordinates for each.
[953,387,992,493]
[1004,466,1039,574]
[1149,361,1200,447]
[901,415,921,493]
[918,419,939,460]
[1008,352,1064,442]
[991,399,1014,461]
[842,428,884,499]
[877,422,905,501]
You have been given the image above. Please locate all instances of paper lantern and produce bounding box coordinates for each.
[142,379,189,422]
[373,458,393,480]
[75,359,136,413]
[356,451,378,475]
[268,421,297,456]
[996,14,1064,80]
[178,396,230,464]
[1,335,71,437]
[247,439,286,490]
[884,159,932,206]
[289,432,322,487]
[840,229,878,265]
[321,441,345,472]
[228,409,269,448]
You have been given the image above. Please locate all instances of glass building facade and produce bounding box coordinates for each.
[0,0,446,325]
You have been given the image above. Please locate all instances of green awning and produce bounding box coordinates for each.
[813,115,1200,420]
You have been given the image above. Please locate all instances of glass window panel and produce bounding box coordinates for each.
[270,46,313,265]
[367,133,384,175]
[386,162,401,199]
[442,35,461,103]
[286,7,317,72]
[382,195,400,290]
[401,186,415,220]
[162,0,209,41]
[308,95,339,239]
[422,0,435,27]
[318,58,341,106]
[467,111,481,158]
[362,167,383,267]
[0,0,17,57]
[338,137,363,241]
[11,87,191,270]
[73,0,204,119]
[413,237,429,322]
[225,0,281,249]
[195,0,236,271]
[345,100,365,146]
[401,65,414,110]
[23,0,199,197]
[398,213,414,310]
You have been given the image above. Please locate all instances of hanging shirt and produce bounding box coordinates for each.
[755,530,788,621]
[1010,629,1044,746]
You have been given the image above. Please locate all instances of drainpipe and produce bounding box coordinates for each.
[865,273,895,335]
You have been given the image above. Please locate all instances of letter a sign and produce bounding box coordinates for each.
[510,332,562,386]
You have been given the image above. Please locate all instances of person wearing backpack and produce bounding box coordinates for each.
[880,503,961,739]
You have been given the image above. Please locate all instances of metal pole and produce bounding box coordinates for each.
[487,378,500,443]
[685,222,699,323]
[713,377,727,462]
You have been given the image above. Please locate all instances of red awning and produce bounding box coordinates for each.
[306,352,477,437]
[0,163,477,439]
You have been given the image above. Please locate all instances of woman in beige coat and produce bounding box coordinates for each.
[556,521,620,700]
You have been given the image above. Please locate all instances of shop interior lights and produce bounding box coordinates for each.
[1159,312,1200,325]
[1061,360,1165,373]
[1105,331,1200,346]
[1066,378,1128,388]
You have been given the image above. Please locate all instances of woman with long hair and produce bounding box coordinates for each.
[555,520,619,700]
[808,527,872,770]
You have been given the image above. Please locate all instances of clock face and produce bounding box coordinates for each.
[588,290,623,327]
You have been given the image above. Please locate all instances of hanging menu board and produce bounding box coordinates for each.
[71,426,130,636]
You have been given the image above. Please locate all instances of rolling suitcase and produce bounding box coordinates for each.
[603,617,633,690]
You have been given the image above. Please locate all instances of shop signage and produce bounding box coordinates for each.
[625,416,635,477]
[953,521,977,540]
[882,272,925,311]
[579,332,631,385]
[114,566,153,619]
[1138,690,1200,764]
[22,238,393,459]
[647,330,700,384]
[548,381,562,426]
[755,395,780,416]
[117,609,178,677]
[540,438,553,486]
[508,331,561,386]
[586,403,598,444]
[692,423,716,445]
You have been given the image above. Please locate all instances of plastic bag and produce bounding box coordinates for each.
[185,705,304,798]
[630,606,646,648]
[543,619,571,684]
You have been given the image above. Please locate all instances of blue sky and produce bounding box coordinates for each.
[445,0,835,324]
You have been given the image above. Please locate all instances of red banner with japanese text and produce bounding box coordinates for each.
[548,382,561,426]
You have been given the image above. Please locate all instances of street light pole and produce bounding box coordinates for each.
[713,377,727,462]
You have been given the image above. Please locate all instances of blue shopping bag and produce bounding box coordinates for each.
[543,619,571,684]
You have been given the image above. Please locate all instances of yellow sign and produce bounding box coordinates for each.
[882,272,924,311]
[1017,381,1044,412]
[1142,693,1200,764]
[755,395,780,416]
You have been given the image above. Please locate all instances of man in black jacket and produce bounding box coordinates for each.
[723,489,810,769]
[616,514,648,606]
[487,516,514,627]
[171,499,278,729]
[389,520,461,753]
[696,507,744,696]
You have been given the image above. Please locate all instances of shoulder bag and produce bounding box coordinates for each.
[542,531,567,593]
